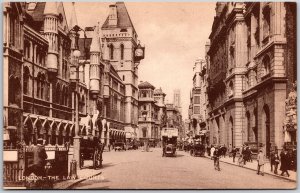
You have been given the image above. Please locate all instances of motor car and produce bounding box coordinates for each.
[114,142,126,151]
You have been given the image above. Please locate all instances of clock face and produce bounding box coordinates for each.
[135,49,143,57]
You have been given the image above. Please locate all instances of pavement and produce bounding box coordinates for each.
[53,167,102,189]
[204,153,297,182]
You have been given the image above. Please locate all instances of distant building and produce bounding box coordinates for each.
[173,89,182,113]
[188,58,209,144]
[138,81,166,144]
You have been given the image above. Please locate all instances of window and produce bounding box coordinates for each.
[194,106,200,114]
[23,67,30,95]
[262,55,270,77]
[262,4,271,40]
[120,44,124,60]
[194,96,200,104]
[109,44,114,60]
[143,105,147,110]
[9,76,21,105]
[122,75,125,81]
[142,128,147,138]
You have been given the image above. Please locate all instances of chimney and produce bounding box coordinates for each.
[108,4,117,26]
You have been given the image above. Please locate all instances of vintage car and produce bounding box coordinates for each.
[161,128,178,157]
[114,142,126,151]
[190,143,205,157]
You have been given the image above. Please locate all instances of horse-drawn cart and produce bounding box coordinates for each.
[80,137,104,169]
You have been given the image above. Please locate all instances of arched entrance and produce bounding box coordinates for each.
[263,105,271,158]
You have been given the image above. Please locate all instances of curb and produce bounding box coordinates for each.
[66,171,103,189]
[204,156,296,182]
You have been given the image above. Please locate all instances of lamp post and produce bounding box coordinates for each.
[69,24,85,178]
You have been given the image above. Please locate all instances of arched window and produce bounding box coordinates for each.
[109,44,114,60]
[122,75,125,81]
[262,4,271,40]
[120,44,124,60]
[23,67,30,95]
[40,73,45,99]
[262,55,270,76]
[56,83,61,104]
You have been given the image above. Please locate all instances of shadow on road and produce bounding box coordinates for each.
[101,162,116,169]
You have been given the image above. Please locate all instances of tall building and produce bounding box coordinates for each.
[101,2,145,138]
[188,58,209,144]
[173,89,182,113]
[206,2,297,157]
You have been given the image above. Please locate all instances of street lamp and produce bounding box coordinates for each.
[69,24,86,178]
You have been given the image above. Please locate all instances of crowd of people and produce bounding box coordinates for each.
[206,144,296,177]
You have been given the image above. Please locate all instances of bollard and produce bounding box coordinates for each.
[69,160,78,179]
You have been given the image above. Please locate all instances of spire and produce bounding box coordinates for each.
[90,24,101,53]
[44,2,58,16]
[69,2,78,29]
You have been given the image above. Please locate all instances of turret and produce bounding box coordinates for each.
[43,2,59,76]
[89,24,101,98]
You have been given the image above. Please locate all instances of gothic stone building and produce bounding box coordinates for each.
[207,2,296,157]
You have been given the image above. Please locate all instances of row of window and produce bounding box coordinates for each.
[109,44,125,60]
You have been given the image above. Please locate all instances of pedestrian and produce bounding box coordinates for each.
[24,138,48,177]
[270,150,275,172]
[207,146,211,156]
[280,148,290,177]
[273,150,280,175]
[213,147,221,171]
[228,144,232,157]
[232,146,237,163]
[257,149,265,176]
[210,145,215,160]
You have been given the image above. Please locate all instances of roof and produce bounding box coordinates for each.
[102,2,135,32]
[154,88,166,96]
[138,81,155,89]
[26,2,46,22]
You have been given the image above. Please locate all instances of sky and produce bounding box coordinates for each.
[64,2,216,120]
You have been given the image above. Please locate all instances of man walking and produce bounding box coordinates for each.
[280,148,290,177]
[232,146,237,163]
[257,149,265,176]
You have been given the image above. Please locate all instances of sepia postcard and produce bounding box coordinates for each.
[2,1,297,190]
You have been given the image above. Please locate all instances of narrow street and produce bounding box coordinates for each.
[73,148,296,189]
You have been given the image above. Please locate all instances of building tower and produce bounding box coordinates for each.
[173,89,182,113]
[43,2,59,75]
[102,2,145,136]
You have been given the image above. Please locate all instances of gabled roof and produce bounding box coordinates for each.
[138,81,155,89]
[102,2,136,32]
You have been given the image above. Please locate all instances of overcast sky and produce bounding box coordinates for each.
[64,2,216,120]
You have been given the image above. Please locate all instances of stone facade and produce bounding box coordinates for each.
[101,2,143,138]
[206,2,297,157]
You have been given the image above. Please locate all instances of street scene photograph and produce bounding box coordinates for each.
[2,1,297,190]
